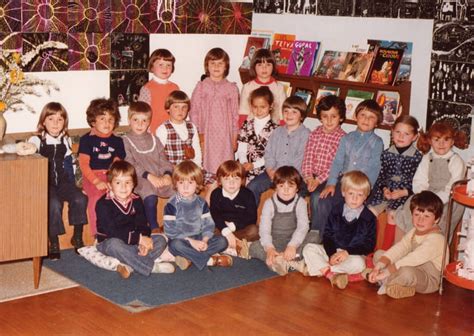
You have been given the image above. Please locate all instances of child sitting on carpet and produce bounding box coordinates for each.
[210,160,259,258]
[164,161,232,271]
[302,171,376,289]
[249,166,318,275]
[366,190,447,299]
[96,161,174,279]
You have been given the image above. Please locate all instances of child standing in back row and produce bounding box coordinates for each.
[123,101,174,232]
[79,98,125,236]
[239,48,287,125]
[29,102,88,259]
[138,49,179,134]
[190,48,239,180]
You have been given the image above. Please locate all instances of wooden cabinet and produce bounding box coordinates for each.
[0,154,48,288]
[239,69,411,131]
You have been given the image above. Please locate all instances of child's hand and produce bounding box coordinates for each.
[329,250,348,265]
[368,268,380,283]
[383,187,392,200]
[390,189,408,200]
[188,238,208,251]
[265,247,279,267]
[320,185,336,198]
[95,181,108,191]
[148,174,172,189]
[283,245,297,261]
[305,177,320,193]
[242,162,254,171]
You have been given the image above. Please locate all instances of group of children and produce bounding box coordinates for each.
[29,46,468,299]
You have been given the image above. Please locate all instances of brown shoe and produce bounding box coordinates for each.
[175,256,192,271]
[236,239,250,260]
[211,255,233,267]
[329,273,348,289]
[386,284,416,299]
[117,264,132,279]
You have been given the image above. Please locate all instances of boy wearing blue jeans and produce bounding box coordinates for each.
[96,161,174,279]
[247,96,310,206]
[315,100,384,239]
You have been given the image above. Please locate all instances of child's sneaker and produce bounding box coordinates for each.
[117,264,132,279]
[152,262,175,273]
[288,259,309,276]
[329,273,349,289]
[48,242,61,261]
[175,256,192,270]
[236,239,250,260]
[386,284,416,299]
[271,256,289,276]
[210,255,233,267]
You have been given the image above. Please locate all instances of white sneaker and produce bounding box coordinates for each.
[377,282,387,295]
[152,261,175,273]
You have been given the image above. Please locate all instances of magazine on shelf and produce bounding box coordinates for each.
[286,40,321,77]
[278,80,293,96]
[314,50,348,79]
[345,89,374,120]
[294,88,314,115]
[250,30,274,48]
[367,47,404,85]
[338,52,373,82]
[241,37,267,69]
[271,33,296,75]
[368,39,413,82]
[376,90,401,126]
[315,85,340,105]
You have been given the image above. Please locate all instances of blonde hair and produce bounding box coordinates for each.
[172,160,204,192]
[36,102,69,136]
[341,170,371,197]
[128,101,152,119]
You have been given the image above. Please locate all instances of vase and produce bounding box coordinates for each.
[0,112,6,142]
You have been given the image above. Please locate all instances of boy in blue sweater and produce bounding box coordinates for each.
[315,99,383,238]
[164,161,232,270]
[302,171,376,289]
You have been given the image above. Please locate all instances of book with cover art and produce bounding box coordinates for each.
[367,47,404,85]
[368,39,413,82]
[314,51,347,79]
[241,37,267,69]
[278,80,293,96]
[338,52,373,82]
[294,88,314,115]
[271,33,296,74]
[315,85,339,105]
[376,90,401,126]
[251,30,273,48]
[287,40,321,77]
[345,89,374,120]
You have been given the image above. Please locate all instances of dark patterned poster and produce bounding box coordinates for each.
[149,0,188,33]
[0,32,22,53]
[110,69,148,106]
[68,32,110,70]
[110,32,149,70]
[186,0,221,34]
[22,0,68,33]
[426,99,472,143]
[220,2,252,35]
[68,0,111,33]
[110,0,150,33]
[0,0,21,32]
[22,32,68,71]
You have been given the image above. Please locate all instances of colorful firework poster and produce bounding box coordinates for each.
[110,69,148,106]
[186,0,221,34]
[68,32,110,70]
[110,0,150,33]
[220,2,252,35]
[68,0,111,33]
[0,0,22,32]
[22,32,68,71]
[22,0,68,33]
[149,0,188,33]
[0,32,22,53]
[110,32,148,70]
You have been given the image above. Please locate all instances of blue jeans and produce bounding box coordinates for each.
[144,195,159,230]
[316,182,343,239]
[168,235,228,270]
[97,235,167,276]
[247,172,273,207]
[309,181,327,233]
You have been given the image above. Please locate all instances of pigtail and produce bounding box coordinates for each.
[416,130,431,154]
[453,130,468,149]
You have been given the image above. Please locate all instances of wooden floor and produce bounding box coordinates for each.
[0,272,472,335]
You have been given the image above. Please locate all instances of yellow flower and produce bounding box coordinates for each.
[12,52,21,64]
[9,69,24,84]
[0,101,6,112]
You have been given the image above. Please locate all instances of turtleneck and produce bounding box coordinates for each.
[277,194,295,205]
[396,144,411,154]
[152,75,169,84]
[254,115,270,135]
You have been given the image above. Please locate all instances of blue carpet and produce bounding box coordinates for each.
[44,249,277,312]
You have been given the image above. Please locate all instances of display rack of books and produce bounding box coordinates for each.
[239,69,411,131]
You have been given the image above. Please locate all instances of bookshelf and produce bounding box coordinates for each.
[239,69,412,131]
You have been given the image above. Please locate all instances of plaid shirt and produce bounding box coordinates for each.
[302,126,346,183]
[163,120,194,165]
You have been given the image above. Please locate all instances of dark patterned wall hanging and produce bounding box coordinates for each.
[220,2,253,35]
[0,0,21,33]
[110,69,147,106]
[186,0,221,34]
[22,0,68,32]
[68,32,110,70]
[149,0,188,33]
[68,0,111,33]
[22,32,68,71]
[110,0,150,33]
[110,32,148,70]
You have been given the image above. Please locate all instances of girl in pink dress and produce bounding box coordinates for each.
[190,48,239,181]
